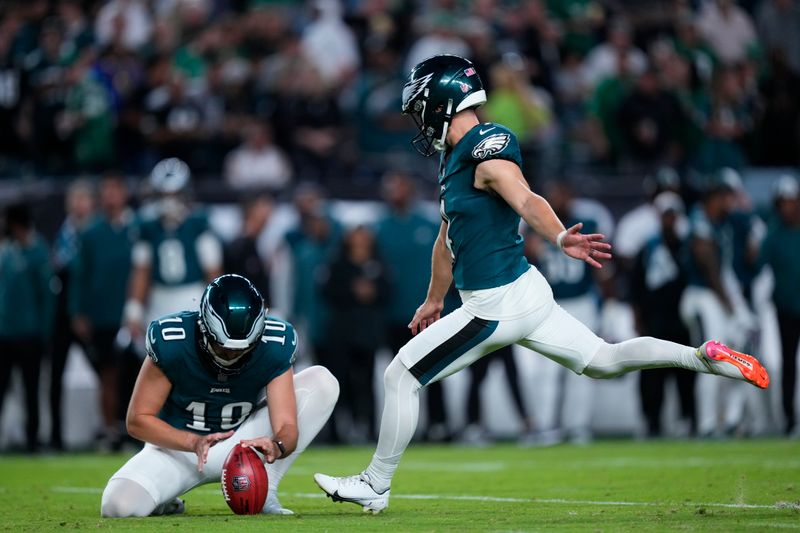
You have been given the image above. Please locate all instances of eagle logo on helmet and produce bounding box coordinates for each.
[472,133,510,159]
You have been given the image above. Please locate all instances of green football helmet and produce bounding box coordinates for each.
[401,55,486,156]
[198,274,266,374]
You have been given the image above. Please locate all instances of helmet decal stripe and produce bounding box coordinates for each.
[402,72,434,110]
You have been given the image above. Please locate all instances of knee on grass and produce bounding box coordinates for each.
[100,479,157,518]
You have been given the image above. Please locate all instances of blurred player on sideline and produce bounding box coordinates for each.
[525,182,602,445]
[69,174,137,449]
[759,175,800,437]
[124,158,223,341]
[101,274,338,517]
[314,55,770,512]
[0,203,53,453]
[680,172,762,437]
[631,192,696,437]
[374,171,450,442]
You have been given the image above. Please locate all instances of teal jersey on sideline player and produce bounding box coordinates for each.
[137,212,211,286]
[685,206,732,288]
[538,216,598,300]
[759,219,800,316]
[284,216,342,344]
[69,212,137,328]
[145,310,297,434]
[439,123,529,290]
[727,210,762,295]
[0,234,53,340]
[375,208,439,323]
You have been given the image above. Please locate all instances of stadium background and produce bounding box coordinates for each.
[1,0,799,452]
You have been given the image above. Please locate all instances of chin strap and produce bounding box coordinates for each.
[213,352,245,367]
[432,99,454,152]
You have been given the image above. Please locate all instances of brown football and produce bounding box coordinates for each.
[221,443,268,515]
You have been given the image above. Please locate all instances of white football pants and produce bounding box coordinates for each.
[101,366,338,517]
[365,267,717,492]
[534,294,597,438]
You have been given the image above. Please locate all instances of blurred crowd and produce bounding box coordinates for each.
[0,0,799,193]
[1,158,799,452]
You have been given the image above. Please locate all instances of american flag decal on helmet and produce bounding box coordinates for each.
[464,68,476,76]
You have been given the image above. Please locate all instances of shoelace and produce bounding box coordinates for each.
[339,473,373,490]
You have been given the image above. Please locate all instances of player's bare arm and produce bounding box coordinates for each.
[474,159,612,269]
[124,258,151,339]
[126,357,234,472]
[240,368,299,463]
[409,221,453,335]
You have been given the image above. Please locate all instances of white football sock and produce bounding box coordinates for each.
[364,357,421,493]
[583,337,705,379]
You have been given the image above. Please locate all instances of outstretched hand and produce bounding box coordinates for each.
[408,300,444,336]
[560,223,612,268]
[192,430,235,472]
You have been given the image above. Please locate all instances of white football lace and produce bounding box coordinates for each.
[340,473,374,491]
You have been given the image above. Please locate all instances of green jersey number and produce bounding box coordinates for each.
[158,316,186,341]
[185,400,254,432]
[261,319,287,345]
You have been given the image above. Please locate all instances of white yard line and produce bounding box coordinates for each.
[52,487,103,494]
[50,486,795,510]
[290,458,800,474]
[287,492,787,509]
[287,461,507,475]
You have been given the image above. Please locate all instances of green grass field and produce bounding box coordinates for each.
[0,440,798,532]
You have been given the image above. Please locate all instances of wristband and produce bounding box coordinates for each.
[556,229,568,251]
[123,299,144,324]
[273,439,286,458]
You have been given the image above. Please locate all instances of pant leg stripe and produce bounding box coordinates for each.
[409,317,499,386]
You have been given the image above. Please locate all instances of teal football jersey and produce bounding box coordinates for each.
[685,206,733,288]
[439,123,529,290]
[138,212,211,286]
[145,311,297,434]
[539,216,598,299]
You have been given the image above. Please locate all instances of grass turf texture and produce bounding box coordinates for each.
[0,440,797,532]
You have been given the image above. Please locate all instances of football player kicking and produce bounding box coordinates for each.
[101,274,339,517]
[314,55,769,513]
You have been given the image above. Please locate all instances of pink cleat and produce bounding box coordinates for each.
[698,341,770,389]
